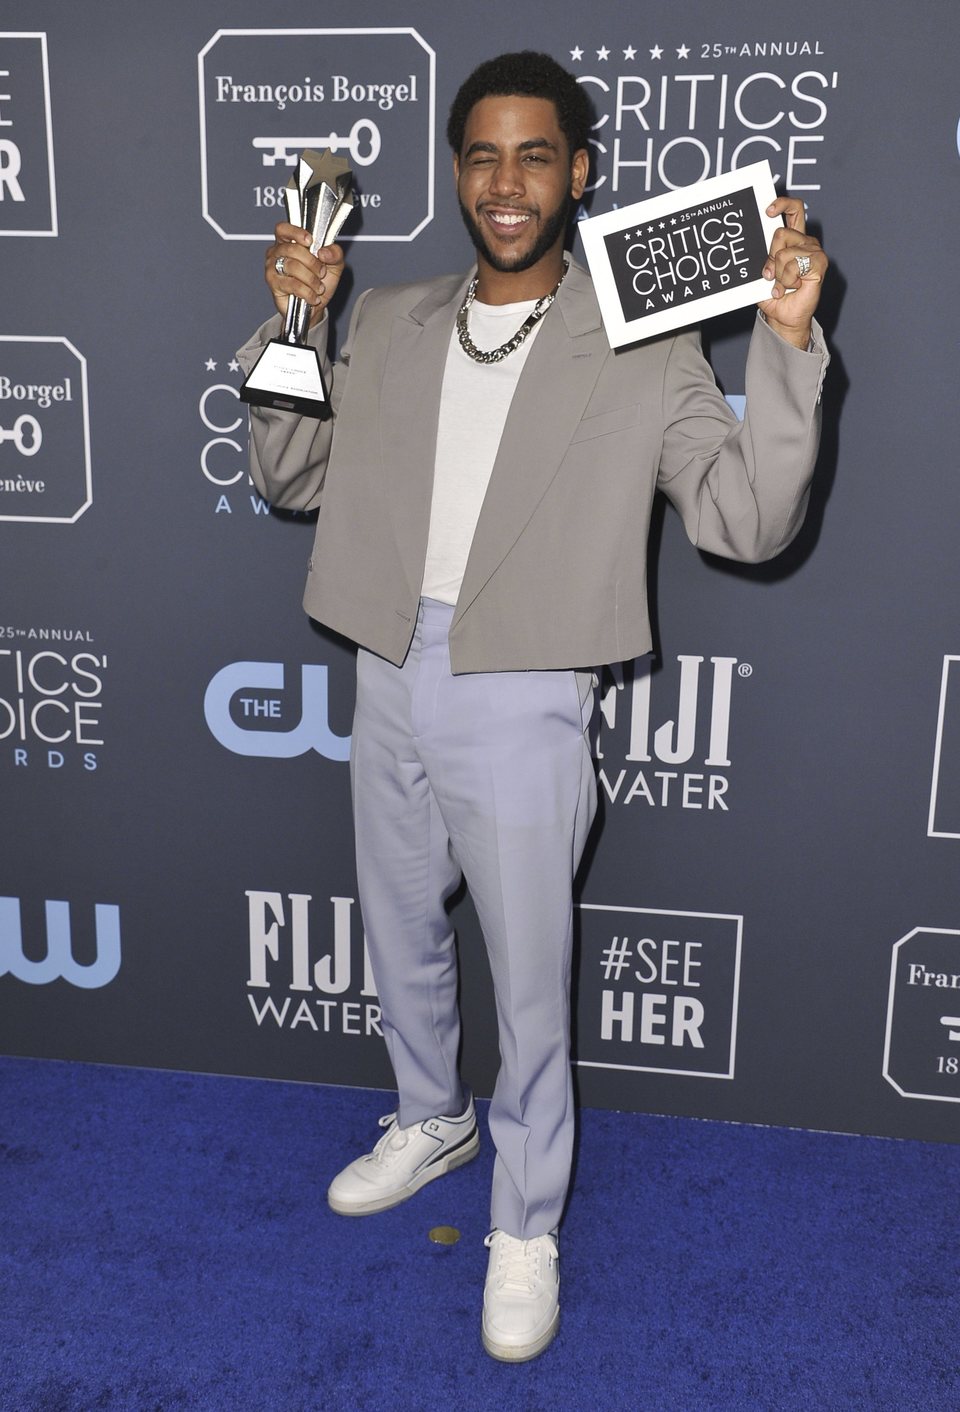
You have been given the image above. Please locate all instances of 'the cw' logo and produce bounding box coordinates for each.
[0,898,121,988]
[204,662,351,760]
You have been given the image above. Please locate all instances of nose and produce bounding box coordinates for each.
[487,156,524,199]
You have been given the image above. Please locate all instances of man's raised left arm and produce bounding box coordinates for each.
[656,196,830,563]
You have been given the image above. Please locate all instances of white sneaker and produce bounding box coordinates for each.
[481,1230,560,1362]
[327,1098,479,1216]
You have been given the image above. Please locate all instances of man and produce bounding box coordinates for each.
[237,52,829,1363]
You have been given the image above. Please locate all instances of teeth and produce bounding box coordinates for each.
[489,212,529,226]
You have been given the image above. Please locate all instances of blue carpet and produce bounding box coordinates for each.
[0,1056,957,1411]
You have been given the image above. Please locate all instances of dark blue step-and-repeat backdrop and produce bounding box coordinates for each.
[2,1,959,1143]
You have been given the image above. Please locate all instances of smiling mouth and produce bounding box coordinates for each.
[481,208,534,233]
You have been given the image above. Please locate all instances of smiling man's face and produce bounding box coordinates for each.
[454,94,588,293]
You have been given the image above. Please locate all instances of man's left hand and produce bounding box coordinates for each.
[758,196,828,349]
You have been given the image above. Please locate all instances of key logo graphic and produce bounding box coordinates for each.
[0,336,91,523]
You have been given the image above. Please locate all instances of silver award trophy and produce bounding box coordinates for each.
[240,149,355,420]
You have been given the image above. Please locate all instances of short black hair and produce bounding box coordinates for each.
[447,51,594,159]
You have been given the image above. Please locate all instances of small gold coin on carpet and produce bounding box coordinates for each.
[428,1225,460,1245]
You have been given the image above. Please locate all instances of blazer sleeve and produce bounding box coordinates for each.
[235,288,372,513]
[656,313,829,563]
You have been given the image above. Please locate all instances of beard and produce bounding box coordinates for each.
[457,189,574,274]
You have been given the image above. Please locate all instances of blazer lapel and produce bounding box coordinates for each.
[378,273,469,602]
[453,263,608,627]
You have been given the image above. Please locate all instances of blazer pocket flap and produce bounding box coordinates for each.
[569,403,642,444]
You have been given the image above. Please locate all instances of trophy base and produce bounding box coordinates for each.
[239,338,331,420]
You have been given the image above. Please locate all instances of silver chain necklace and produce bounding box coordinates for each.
[456,261,568,364]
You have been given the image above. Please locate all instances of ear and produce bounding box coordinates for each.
[453,151,461,185]
[570,148,589,202]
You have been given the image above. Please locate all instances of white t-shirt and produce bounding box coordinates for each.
[421,297,545,606]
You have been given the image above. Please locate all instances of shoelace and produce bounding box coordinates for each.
[369,1112,409,1166]
[484,1232,555,1292]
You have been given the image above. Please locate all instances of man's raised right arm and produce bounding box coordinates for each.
[235,221,349,512]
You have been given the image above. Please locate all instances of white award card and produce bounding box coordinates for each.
[579,161,782,347]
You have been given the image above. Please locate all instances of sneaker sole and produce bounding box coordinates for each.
[482,1307,560,1363]
[327,1125,480,1216]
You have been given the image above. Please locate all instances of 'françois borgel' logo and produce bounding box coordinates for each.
[575,903,742,1078]
[0,337,91,523]
[204,660,351,761]
[884,928,960,1104]
[198,27,435,242]
[0,897,120,988]
[0,32,58,236]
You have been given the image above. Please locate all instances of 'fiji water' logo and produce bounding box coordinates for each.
[595,653,748,810]
[246,890,381,1037]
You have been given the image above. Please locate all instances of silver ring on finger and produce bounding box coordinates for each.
[274,256,287,277]
[796,254,812,279]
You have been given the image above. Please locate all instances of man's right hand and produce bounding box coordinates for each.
[264,222,346,326]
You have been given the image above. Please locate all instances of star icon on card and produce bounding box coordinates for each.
[228,359,240,373]
[597,46,610,61]
[205,359,217,371]
[570,46,584,61]
[623,45,637,60]
[677,44,690,59]
[650,44,663,60]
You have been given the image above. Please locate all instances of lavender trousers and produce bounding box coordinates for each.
[350,598,597,1239]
